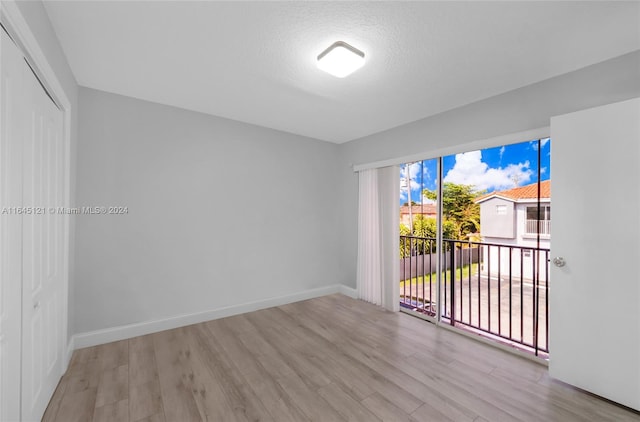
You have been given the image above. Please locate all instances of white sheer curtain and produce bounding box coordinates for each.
[356,168,383,305]
[356,166,399,310]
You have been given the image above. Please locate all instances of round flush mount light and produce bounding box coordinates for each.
[317,41,365,78]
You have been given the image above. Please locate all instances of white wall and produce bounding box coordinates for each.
[75,88,342,334]
[337,51,640,289]
[13,0,79,345]
[10,1,640,346]
[479,198,516,239]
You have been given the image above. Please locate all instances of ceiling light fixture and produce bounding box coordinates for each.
[317,41,365,78]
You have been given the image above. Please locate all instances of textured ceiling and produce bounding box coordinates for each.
[43,1,640,143]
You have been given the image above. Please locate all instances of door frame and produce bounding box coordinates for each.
[0,0,72,373]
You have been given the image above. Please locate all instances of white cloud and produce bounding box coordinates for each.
[531,138,549,151]
[400,161,432,202]
[400,162,420,191]
[443,150,533,192]
[499,145,505,161]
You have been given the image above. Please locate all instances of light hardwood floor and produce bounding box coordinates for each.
[43,294,640,422]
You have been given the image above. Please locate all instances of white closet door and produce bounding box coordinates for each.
[20,50,66,421]
[0,27,26,422]
[0,26,66,421]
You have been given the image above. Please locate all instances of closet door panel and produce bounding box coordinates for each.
[0,27,26,422]
[20,48,65,422]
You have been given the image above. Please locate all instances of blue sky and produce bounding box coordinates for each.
[400,138,551,205]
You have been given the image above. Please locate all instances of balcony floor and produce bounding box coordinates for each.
[45,294,638,421]
[401,275,548,352]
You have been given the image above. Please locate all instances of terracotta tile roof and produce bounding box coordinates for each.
[475,180,550,202]
[399,204,437,215]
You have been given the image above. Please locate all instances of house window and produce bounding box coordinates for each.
[496,205,507,215]
[526,205,550,234]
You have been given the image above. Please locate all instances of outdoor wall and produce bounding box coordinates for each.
[480,244,550,282]
[400,247,481,281]
[75,87,342,334]
[14,1,79,344]
[337,51,640,289]
[479,198,515,239]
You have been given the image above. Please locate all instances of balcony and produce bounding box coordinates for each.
[525,219,550,235]
[400,236,550,357]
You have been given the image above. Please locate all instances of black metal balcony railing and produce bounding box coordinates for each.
[400,235,550,356]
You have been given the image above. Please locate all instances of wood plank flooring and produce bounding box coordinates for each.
[43,294,640,422]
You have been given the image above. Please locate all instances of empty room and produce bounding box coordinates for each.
[1,1,639,421]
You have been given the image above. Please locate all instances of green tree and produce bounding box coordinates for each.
[423,183,484,241]
[412,216,436,255]
[442,220,458,245]
[412,215,436,238]
[399,223,412,258]
[399,216,458,257]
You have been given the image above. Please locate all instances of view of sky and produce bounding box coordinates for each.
[400,138,551,205]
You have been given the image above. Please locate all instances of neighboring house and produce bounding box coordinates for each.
[475,180,550,280]
[399,203,437,227]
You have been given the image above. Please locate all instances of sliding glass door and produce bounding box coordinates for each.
[398,138,551,357]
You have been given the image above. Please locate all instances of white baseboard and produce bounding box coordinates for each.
[72,284,356,349]
[65,337,75,368]
[338,284,357,298]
